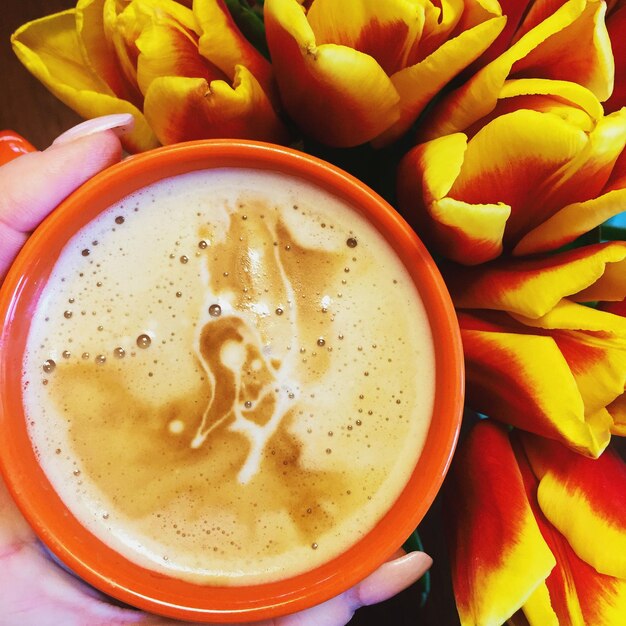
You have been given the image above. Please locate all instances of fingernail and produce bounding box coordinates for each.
[52,114,135,146]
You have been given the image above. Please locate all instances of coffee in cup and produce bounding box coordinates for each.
[0,141,463,621]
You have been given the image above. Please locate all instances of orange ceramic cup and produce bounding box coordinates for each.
[0,139,464,623]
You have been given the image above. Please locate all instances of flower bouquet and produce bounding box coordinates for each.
[10,0,626,624]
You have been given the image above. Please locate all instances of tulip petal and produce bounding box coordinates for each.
[306,0,432,76]
[194,0,274,95]
[521,582,559,626]
[443,242,626,318]
[375,15,507,145]
[13,11,109,94]
[135,13,227,96]
[512,0,614,102]
[11,11,158,153]
[422,0,612,140]
[448,109,588,248]
[76,0,142,106]
[522,434,626,579]
[397,134,511,265]
[143,66,288,144]
[605,139,626,192]
[461,0,533,76]
[498,79,604,130]
[444,420,555,626]
[604,4,626,112]
[514,109,626,255]
[105,0,200,94]
[428,198,511,265]
[607,394,626,435]
[550,328,626,417]
[512,300,626,420]
[264,0,400,147]
[514,433,626,626]
[538,532,626,626]
[460,310,613,456]
[515,189,626,256]
[512,297,626,334]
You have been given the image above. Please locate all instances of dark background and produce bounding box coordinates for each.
[0,2,460,624]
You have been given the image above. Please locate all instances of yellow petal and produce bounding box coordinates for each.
[512,0,614,102]
[512,298,626,334]
[498,78,604,126]
[13,10,110,94]
[306,0,432,74]
[445,421,556,626]
[194,0,274,95]
[135,13,226,96]
[522,583,560,626]
[143,66,288,144]
[422,0,609,140]
[375,15,506,145]
[514,108,626,255]
[11,10,157,153]
[429,197,510,265]
[444,242,626,318]
[461,310,614,457]
[523,435,626,579]
[396,133,510,265]
[264,0,400,146]
[520,431,626,626]
[448,109,588,249]
[607,394,626,435]
[513,301,626,422]
[76,0,142,105]
[515,189,626,256]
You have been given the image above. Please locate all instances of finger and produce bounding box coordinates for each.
[276,551,433,626]
[0,115,133,283]
[0,477,35,554]
[352,551,433,607]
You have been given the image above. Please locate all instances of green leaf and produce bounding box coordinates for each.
[224,0,270,59]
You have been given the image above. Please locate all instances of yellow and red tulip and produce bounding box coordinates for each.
[446,420,626,626]
[434,236,626,451]
[459,297,626,457]
[441,241,626,318]
[263,0,506,148]
[397,92,626,265]
[11,0,288,152]
[419,0,615,141]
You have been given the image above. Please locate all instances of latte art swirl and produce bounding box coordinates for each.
[23,169,435,585]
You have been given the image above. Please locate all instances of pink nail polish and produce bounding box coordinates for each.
[52,114,135,145]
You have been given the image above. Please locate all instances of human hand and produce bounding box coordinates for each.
[0,116,432,625]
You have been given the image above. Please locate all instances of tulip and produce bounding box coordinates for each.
[418,0,615,141]
[263,0,506,148]
[11,0,287,152]
[459,298,626,457]
[397,87,626,265]
[445,420,626,626]
[444,241,626,455]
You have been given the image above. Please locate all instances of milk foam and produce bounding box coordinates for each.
[23,168,435,585]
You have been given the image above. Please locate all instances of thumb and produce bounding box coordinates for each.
[0,114,133,282]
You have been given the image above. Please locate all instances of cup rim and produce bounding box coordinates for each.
[0,139,464,622]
